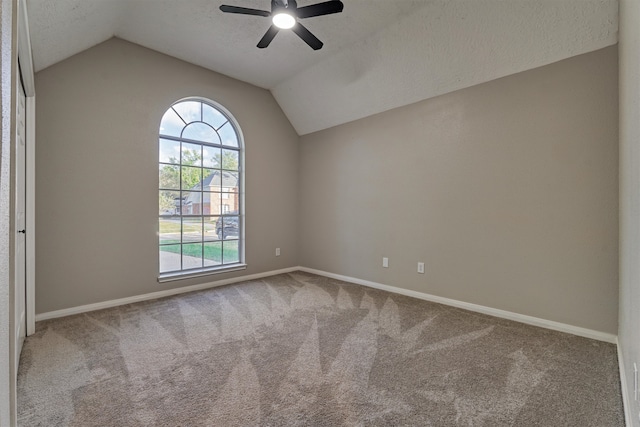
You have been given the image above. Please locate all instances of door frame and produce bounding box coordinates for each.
[14,72,26,370]
[17,0,35,336]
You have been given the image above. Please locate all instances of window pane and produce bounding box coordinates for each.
[160,244,181,272]
[203,146,221,168]
[221,216,240,240]
[159,217,181,245]
[182,243,203,269]
[220,194,239,214]
[181,143,202,167]
[173,101,201,124]
[203,217,218,241]
[159,164,180,190]
[203,104,227,130]
[203,192,221,216]
[204,170,221,190]
[221,149,239,170]
[159,139,180,164]
[204,241,222,267]
[214,215,224,239]
[159,109,184,137]
[182,122,218,144]
[223,240,240,264]
[181,191,201,215]
[218,122,238,147]
[182,217,202,242]
[181,166,202,189]
[159,190,180,215]
[221,171,239,190]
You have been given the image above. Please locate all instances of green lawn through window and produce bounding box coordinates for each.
[160,240,239,263]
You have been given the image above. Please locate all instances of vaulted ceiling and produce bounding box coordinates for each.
[26,0,618,135]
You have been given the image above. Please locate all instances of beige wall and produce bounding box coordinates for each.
[299,46,619,334]
[619,0,640,423]
[35,38,299,314]
[35,38,620,337]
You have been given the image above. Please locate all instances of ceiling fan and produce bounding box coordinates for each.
[219,0,344,50]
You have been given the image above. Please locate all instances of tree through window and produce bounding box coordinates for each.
[158,99,243,277]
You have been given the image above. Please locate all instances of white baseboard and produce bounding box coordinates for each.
[35,266,300,322]
[618,342,633,427]
[37,265,618,345]
[297,267,618,344]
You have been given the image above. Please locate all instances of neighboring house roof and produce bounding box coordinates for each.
[190,170,239,192]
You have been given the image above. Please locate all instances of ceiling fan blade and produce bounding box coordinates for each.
[219,5,270,17]
[296,0,343,19]
[257,25,280,48]
[292,22,323,50]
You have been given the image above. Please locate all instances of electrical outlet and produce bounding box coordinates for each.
[417,262,425,274]
[275,248,280,256]
[382,257,389,268]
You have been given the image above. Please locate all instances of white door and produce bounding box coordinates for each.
[15,77,26,368]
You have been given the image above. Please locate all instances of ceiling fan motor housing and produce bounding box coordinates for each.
[273,0,296,14]
[274,0,290,8]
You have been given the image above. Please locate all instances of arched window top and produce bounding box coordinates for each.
[160,99,240,148]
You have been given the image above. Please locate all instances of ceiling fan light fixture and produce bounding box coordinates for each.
[272,12,296,29]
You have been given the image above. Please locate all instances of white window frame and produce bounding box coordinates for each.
[158,97,245,282]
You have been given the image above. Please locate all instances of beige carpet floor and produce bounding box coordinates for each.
[18,272,624,426]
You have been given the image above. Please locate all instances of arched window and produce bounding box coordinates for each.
[158,98,244,279]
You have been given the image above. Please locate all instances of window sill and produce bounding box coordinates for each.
[158,264,247,283]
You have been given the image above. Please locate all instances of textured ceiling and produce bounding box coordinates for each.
[26,0,618,135]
